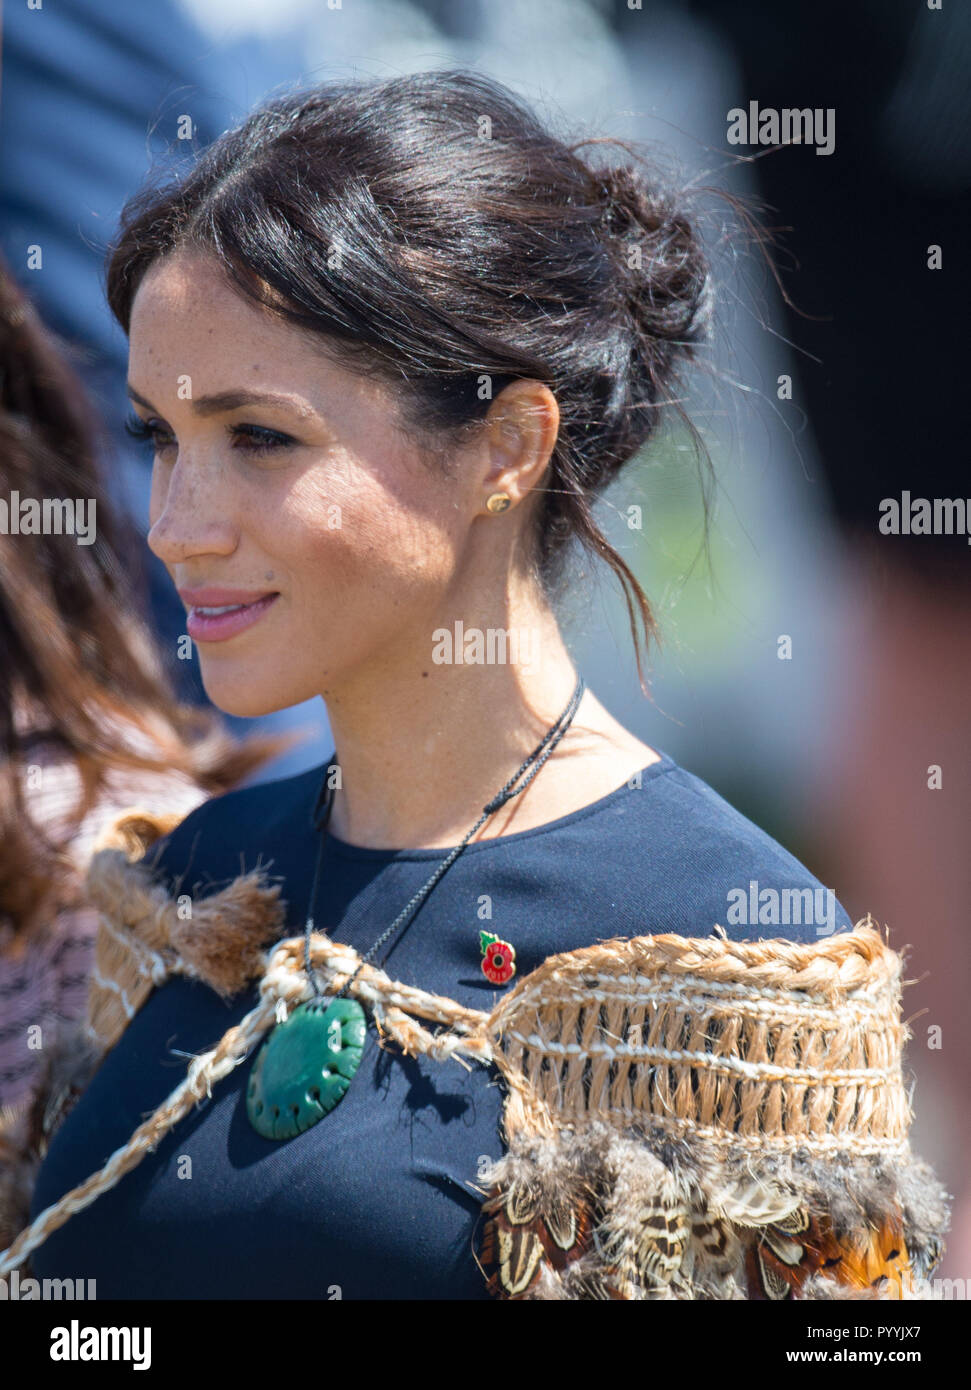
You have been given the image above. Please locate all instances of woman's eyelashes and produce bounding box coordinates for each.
[124,413,299,457]
[125,414,174,451]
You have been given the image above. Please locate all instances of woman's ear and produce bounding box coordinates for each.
[479,380,560,511]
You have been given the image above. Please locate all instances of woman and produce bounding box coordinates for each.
[1,71,949,1299]
[0,258,279,1117]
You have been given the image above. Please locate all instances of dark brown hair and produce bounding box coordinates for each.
[0,257,282,946]
[106,68,717,687]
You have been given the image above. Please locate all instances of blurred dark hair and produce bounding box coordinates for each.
[0,257,283,945]
[106,68,719,687]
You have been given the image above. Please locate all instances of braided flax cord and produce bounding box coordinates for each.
[0,931,494,1277]
[0,823,917,1277]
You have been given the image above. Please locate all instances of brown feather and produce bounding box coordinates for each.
[479,1179,594,1298]
[743,1206,913,1299]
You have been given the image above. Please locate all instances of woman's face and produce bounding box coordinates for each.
[129,250,491,717]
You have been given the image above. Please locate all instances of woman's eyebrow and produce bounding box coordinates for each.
[126,384,316,419]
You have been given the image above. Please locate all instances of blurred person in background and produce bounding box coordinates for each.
[0,0,329,780]
[0,259,281,1116]
[674,0,971,1283]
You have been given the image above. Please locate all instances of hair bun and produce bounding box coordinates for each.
[596,163,713,346]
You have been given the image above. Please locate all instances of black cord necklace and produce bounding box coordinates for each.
[246,673,587,1141]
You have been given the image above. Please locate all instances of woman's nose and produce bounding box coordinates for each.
[147,457,237,564]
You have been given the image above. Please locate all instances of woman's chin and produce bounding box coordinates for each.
[197,666,303,720]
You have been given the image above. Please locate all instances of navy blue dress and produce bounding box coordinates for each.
[29,750,853,1299]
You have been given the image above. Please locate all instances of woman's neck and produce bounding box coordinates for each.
[317,607,656,851]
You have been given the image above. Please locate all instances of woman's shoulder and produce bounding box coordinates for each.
[620,751,830,870]
[524,750,855,947]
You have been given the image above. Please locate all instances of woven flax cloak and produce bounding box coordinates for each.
[0,809,952,1298]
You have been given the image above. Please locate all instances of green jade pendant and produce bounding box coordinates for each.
[247,997,366,1140]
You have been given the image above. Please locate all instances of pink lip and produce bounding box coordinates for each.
[178,587,275,606]
[180,587,280,644]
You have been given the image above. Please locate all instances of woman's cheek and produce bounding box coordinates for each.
[285,472,388,577]
[284,463,460,617]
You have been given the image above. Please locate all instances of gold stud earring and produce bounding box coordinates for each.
[486,492,512,514]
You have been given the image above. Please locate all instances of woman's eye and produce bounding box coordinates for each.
[124,414,297,457]
[125,413,175,451]
[228,423,298,455]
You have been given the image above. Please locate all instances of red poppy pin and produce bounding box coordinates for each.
[479,930,516,985]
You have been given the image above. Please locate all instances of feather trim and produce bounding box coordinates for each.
[476,1122,951,1300]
